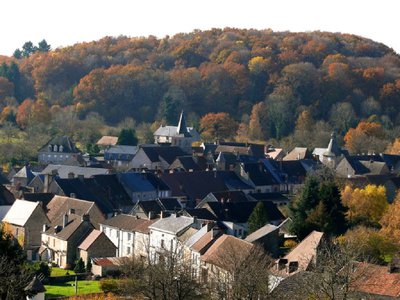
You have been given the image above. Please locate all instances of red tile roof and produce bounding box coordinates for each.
[352,262,400,297]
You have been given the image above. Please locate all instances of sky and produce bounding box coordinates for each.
[1,0,399,56]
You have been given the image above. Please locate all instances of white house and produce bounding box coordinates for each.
[148,215,195,260]
[100,214,157,257]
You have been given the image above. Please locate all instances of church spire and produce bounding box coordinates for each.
[177,110,191,137]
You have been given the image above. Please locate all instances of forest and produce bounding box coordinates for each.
[1,28,400,162]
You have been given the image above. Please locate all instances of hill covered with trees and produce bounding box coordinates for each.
[1,28,400,159]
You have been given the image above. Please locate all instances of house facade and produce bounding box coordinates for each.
[2,200,49,260]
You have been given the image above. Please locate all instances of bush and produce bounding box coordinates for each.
[74,258,85,273]
[99,278,119,293]
[284,239,298,249]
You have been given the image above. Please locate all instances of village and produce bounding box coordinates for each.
[1,111,400,299]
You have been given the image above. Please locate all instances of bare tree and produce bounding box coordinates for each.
[207,243,274,300]
[271,238,374,300]
[119,246,207,300]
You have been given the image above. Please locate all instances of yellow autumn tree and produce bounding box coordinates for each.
[342,184,388,225]
[380,193,400,243]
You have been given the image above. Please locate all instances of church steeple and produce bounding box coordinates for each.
[177,110,191,137]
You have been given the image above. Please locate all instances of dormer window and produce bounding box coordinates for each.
[59,145,63,152]
[48,145,52,152]
[53,145,58,152]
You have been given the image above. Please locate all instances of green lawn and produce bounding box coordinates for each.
[50,267,76,277]
[45,280,101,298]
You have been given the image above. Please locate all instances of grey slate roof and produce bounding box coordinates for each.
[149,215,194,235]
[39,136,80,153]
[245,224,279,243]
[41,164,109,178]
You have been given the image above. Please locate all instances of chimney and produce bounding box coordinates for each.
[82,214,90,222]
[148,211,155,220]
[77,174,84,181]
[42,224,48,232]
[68,172,75,179]
[63,213,68,227]
[44,174,50,193]
[70,193,76,198]
[193,216,198,224]
[160,211,164,219]
[68,208,75,215]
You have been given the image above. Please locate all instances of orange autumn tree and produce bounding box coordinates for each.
[199,112,237,141]
[342,184,388,226]
[15,98,33,129]
[343,121,386,154]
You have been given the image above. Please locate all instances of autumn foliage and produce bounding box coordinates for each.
[342,184,388,226]
[199,112,237,141]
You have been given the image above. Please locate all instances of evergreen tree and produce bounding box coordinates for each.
[248,202,269,234]
[13,49,22,59]
[117,128,138,146]
[37,39,51,52]
[0,225,34,299]
[22,41,37,58]
[74,258,85,273]
[86,259,92,274]
[289,169,347,239]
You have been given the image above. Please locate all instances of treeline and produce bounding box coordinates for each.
[1,29,400,150]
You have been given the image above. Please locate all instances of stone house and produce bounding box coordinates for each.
[40,214,94,268]
[78,229,117,265]
[38,136,82,166]
[2,199,49,260]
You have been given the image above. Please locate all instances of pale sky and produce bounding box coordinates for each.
[1,0,399,56]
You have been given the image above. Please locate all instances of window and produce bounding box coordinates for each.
[161,239,165,249]
[238,229,242,236]
[234,229,238,236]
[53,238,55,247]
[128,233,132,240]
[127,246,131,255]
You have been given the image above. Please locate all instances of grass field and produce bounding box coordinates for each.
[45,280,101,298]
[50,267,76,277]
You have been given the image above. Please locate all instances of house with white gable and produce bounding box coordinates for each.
[148,214,195,260]
[100,214,158,257]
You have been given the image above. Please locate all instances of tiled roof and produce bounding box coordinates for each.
[78,229,116,251]
[248,192,290,203]
[201,234,253,270]
[351,262,400,297]
[96,136,118,146]
[283,147,310,161]
[46,217,93,240]
[101,214,158,234]
[46,196,95,222]
[245,224,279,243]
[282,230,324,274]
[191,230,220,254]
[92,257,124,267]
